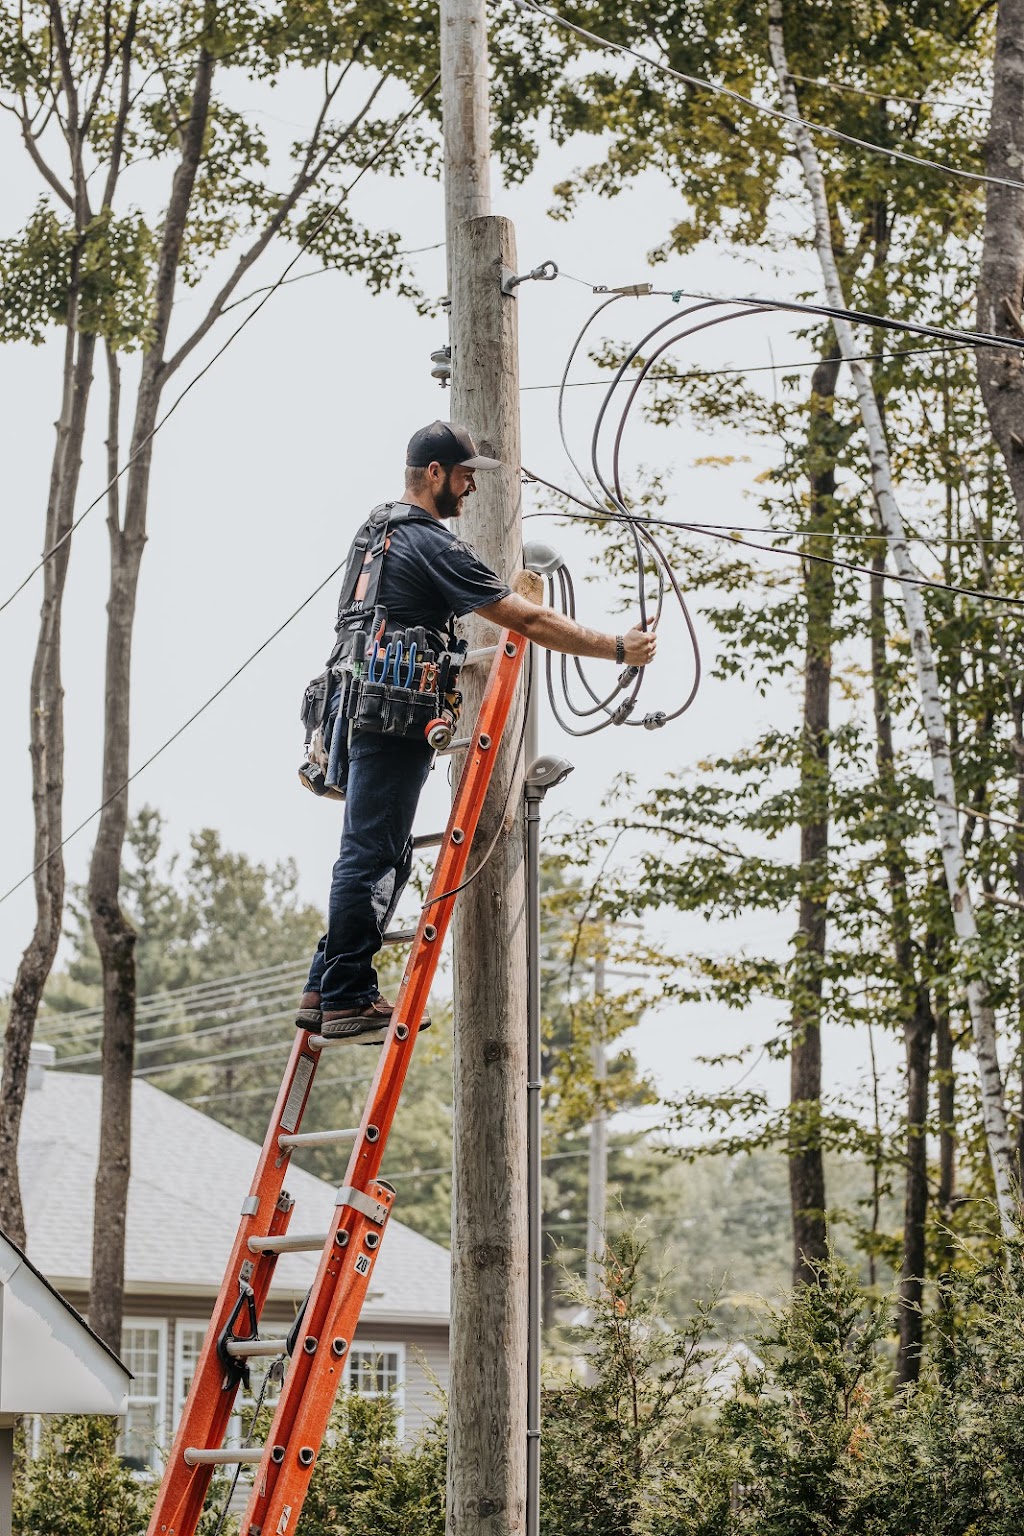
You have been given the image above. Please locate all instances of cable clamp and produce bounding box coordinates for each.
[501,260,559,296]
[592,283,654,297]
[610,698,635,725]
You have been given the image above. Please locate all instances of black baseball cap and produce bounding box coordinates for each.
[406,420,502,471]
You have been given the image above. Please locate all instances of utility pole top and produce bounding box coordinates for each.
[440,0,492,291]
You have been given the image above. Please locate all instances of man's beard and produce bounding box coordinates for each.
[435,473,465,519]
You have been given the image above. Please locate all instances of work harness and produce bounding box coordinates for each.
[299,502,469,797]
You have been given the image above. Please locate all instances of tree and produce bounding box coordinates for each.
[788,347,841,1285]
[0,0,438,1341]
[766,0,1018,1239]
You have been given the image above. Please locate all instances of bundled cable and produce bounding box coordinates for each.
[532,292,742,736]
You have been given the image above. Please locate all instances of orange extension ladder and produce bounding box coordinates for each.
[147,631,526,1536]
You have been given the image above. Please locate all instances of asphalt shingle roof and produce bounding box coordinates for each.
[20,1068,450,1323]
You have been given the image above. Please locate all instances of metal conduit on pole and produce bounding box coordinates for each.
[585,945,608,1304]
[522,542,572,1536]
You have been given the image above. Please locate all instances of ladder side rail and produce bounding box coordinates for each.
[240,631,526,1535]
[148,1033,321,1536]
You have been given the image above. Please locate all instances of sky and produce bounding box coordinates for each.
[0,58,903,1135]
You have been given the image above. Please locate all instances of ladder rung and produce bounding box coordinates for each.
[223,1337,290,1358]
[278,1127,359,1150]
[413,832,445,849]
[439,737,470,754]
[247,1231,327,1254]
[184,1447,264,1467]
[464,645,498,665]
[383,927,417,945]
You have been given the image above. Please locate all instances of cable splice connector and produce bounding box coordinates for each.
[610,698,635,726]
[617,664,640,690]
[642,712,668,730]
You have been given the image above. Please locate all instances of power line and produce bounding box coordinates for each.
[216,240,447,316]
[0,557,348,909]
[54,1003,298,1067]
[521,341,976,390]
[787,73,990,114]
[37,957,307,1029]
[0,74,441,620]
[523,481,1024,610]
[656,286,1024,354]
[517,0,1019,194]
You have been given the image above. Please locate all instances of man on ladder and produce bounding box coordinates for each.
[297,419,656,1040]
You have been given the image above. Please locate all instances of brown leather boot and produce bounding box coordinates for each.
[294,991,322,1029]
[319,995,431,1041]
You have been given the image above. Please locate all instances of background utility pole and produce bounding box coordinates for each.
[585,946,608,1303]
[441,2,528,1534]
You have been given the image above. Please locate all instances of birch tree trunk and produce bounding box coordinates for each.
[768,0,1019,1236]
[789,349,839,1284]
[977,0,1024,545]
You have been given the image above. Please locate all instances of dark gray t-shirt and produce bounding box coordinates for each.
[374,516,512,653]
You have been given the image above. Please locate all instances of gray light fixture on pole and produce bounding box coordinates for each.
[523,541,572,1536]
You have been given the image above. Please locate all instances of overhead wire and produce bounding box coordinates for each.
[525,497,1024,610]
[516,0,1019,194]
[0,72,441,620]
[532,275,1024,734]
[521,341,978,390]
[0,556,350,909]
[530,285,1024,620]
[37,957,307,1029]
[786,73,990,114]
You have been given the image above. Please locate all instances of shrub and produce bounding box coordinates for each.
[13,1415,151,1536]
[540,1232,733,1536]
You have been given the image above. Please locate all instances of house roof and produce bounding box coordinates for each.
[20,1067,450,1325]
[0,1227,132,1418]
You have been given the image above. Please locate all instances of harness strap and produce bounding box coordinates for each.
[334,502,441,634]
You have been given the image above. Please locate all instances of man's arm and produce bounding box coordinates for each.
[476,592,657,666]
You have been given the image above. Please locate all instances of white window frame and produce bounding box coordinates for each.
[120,1315,168,1472]
[347,1339,406,1439]
[172,1320,211,1428]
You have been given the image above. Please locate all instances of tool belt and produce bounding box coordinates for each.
[299,608,466,797]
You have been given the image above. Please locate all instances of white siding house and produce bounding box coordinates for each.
[18,1050,449,1468]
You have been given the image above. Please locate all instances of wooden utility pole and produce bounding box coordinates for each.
[441,2,528,1534]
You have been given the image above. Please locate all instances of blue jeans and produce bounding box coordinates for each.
[306,728,434,1009]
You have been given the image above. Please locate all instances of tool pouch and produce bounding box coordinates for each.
[298,671,347,798]
[300,671,333,747]
[346,676,446,741]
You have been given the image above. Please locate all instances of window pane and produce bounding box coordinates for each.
[348,1349,400,1396]
[122,1402,158,1468]
[122,1326,161,1398]
[119,1324,163,1471]
[177,1325,207,1411]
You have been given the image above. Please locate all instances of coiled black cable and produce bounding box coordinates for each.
[542,297,719,734]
